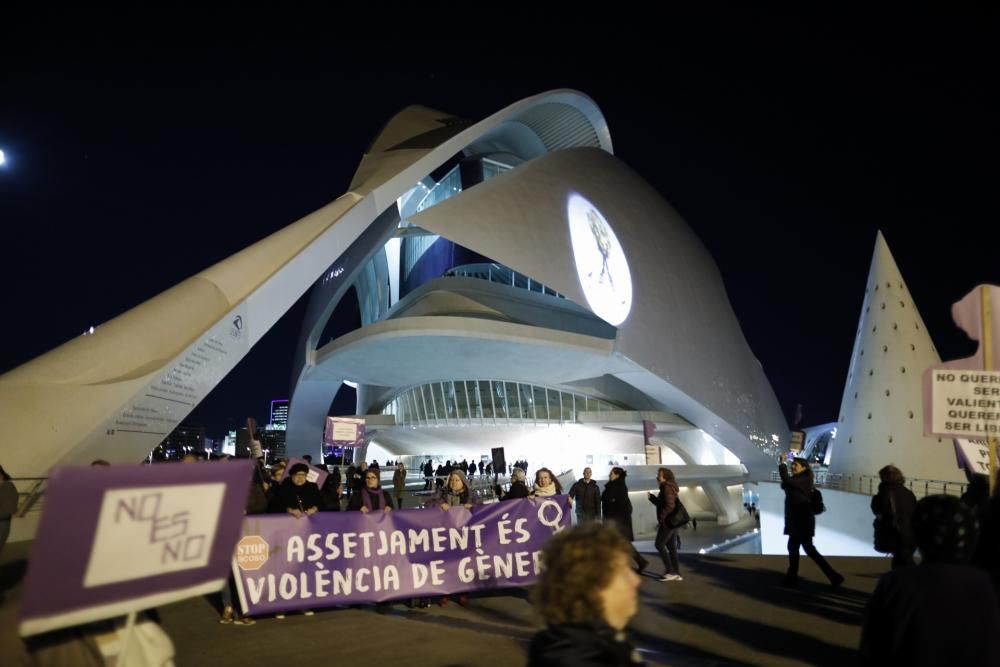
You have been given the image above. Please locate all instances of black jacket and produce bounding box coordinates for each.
[871,481,917,552]
[278,480,324,514]
[861,563,1000,667]
[347,487,393,512]
[778,463,814,538]
[601,478,634,541]
[529,623,644,667]
[503,481,529,500]
[569,479,601,517]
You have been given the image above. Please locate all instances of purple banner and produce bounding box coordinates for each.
[19,460,252,637]
[233,496,571,615]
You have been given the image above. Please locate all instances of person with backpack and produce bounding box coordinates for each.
[778,453,843,589]
[871,464,917,568]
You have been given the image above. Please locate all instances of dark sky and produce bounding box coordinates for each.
[1,6,996,440]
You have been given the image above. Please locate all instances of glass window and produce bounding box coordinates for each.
[479,381,493,420]
[533,386,548,421]
[455,380,469,420]
[547,389,562,423]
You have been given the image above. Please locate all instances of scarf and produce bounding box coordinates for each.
[361,486,385,512]
[532,483,557,497]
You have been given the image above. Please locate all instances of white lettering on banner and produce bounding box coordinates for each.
[932,371,1000,436]
[536,500,566,534]
[246,566,404,604]
[84,483,224,587]
[284,526,491,564]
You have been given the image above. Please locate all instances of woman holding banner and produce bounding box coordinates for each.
[425,469,480,606]
[531,468,563,497]
[348,468,394,513]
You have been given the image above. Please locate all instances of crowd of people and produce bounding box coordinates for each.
[4,449,1000,666]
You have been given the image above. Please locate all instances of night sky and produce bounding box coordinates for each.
[1,6,996,441]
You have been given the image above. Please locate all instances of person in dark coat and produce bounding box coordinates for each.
[601,467,648,573]
[860,494,1000,667]
[647,467,682,581]
[778,454,843,588]
[501,468,530,500]
[569,467,602,522]
[278,463,324,518]
[871,464,917,568]
[962,475,1000,595]
[348,468,394,513]
[529,522,643,666]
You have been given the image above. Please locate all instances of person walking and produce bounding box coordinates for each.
[778,453,843,589]
[392,462,407,509]
[871,464,917,568]
[601,467,648,573]
[648,468,683,582]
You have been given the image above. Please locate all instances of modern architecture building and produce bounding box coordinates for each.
[0,90,791,526]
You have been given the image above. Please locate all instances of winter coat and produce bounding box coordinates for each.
[871,481,917,553]
[649,480,679,526]
[347,487,393,512]
[503,481,529,500]
[860,563,1000,667]
[569,479,601,517]
[779,463,814,538]
[528,623,644,667]
[601,478,634,542]
[392,468,407,496]
[278,480,324,514]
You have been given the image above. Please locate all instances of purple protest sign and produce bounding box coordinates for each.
[279,457,329,489]
[19,460,252,637]
[324,416,365,448]
[233,496,571,615]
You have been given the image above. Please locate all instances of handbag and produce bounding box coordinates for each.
[667,499,690,528]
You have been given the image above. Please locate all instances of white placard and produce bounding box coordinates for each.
[956,438,993,475]
[930,370,1000,437]
[331,421,359,442]
[84,483,224,587]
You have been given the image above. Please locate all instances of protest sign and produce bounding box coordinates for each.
[233,496,571,615]
[278,457,329,488]
[20,460,252,637]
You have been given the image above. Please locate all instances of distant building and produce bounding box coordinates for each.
[269,399,289,430]
[156,423,206,460]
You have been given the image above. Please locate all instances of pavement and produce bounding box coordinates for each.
[1,535,887,667]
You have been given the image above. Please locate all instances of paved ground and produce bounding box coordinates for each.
[1,537,887,666]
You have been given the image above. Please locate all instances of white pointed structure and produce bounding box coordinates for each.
[828,231,964,482]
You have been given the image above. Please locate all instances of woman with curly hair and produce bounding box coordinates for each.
[529,522,643,666]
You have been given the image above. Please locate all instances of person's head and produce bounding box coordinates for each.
[397,462,405,471]
[582,467,592,481]
[181,454,197,464]
[790,457,812,477]
[609,467,626,481]
[302,455,312,464]
[448,470,470,494]
[511,468,526,483]
[657,467,675,484]
[365,469,381,489]
[533,522,640,630]
[289,463,310,486]
[535,468,562,493]
[360,461,368,470]
[878,464,905,485]
[912,494,979,564]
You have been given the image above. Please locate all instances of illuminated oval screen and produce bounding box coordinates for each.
[566,193,632,326]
